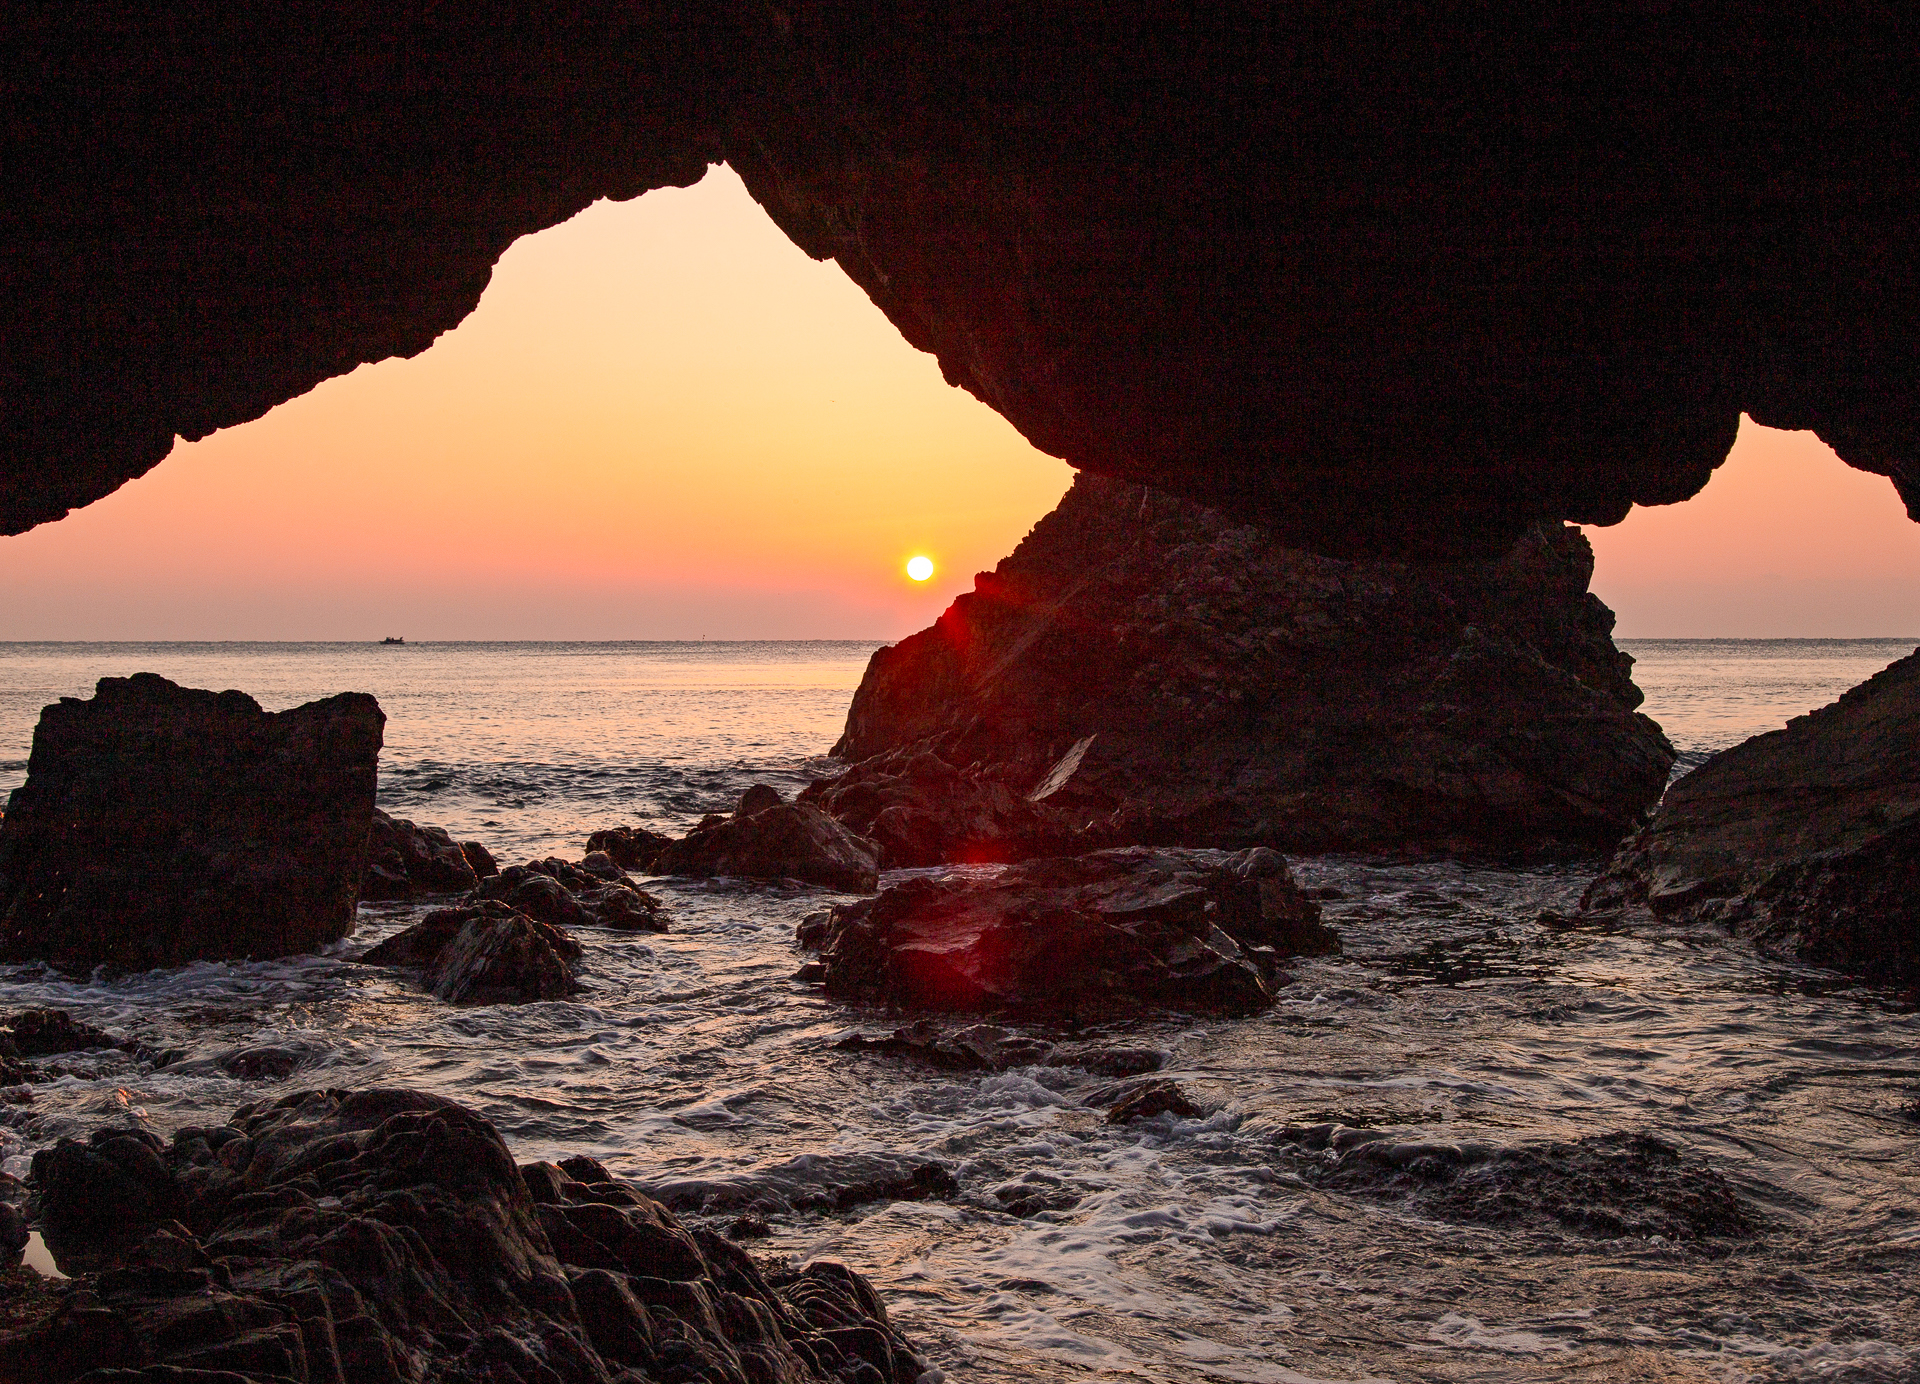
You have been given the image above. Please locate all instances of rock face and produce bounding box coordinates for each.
[3,11,1913,560]
[1585,649,1920,983]
[0,674,385,972]
[799,846,1337,1018]
[828,476,1673,858]
[7,1087,921,1383]
[654,786,881,893]
[362,807,496,900]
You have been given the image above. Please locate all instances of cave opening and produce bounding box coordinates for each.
[0,166,1070,642]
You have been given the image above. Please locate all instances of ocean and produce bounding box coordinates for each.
[1,638,1916,1382]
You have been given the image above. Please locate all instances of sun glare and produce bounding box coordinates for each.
[906,555,935,582]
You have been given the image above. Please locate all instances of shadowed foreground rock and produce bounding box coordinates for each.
[365,900,585,1004]
[1585,648,1920,983]
[654,786,880,893]
[362,807,498,900]
[799,846,1337,1018]
[0,674,384,972]
[824,476,1673,860]
[4,1088,922,1384]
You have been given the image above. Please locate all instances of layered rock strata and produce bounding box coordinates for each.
[5,1087,921,1383]
[4,9,1914,558]
[826,475,1673,859]
[797,846,1337,1018]
[0,674,384,972]
[1584,648,1920,983]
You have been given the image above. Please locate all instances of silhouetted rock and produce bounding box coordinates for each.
[0,674,383,972]
[484,858,669,932]
[471,865,595,930]
[363,900,583,1004]
[1283,1126,1761,1243]
[1585,648,1920,983]
[362,807,482,899]
[828,476,1673,859]
[801,846,1336,1018]
[585,825,674,871]
[6,12,1912,569]
[1,1008,124,1057]
[463,838,500,878]
[8,1088,923,1382]
[654,786,881,893]
[802,742,1077,867]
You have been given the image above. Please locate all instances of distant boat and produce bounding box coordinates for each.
[380,637,405,645]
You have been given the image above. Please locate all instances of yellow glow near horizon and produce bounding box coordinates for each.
[906,555,934,581]
[0,166,1072,640]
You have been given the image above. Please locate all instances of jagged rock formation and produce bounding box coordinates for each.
[797,846,1336,1018]
[0,674,384,972]
[3,9,1914,557]
[827,476,1673,858]
[1584,649,1920,983]
[363,900,585,1004]
[6,1087,922,1383]
[653,786,880,893]
[362,807,498,900]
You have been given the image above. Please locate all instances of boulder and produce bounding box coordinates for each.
[0,673,384,972]
[826,476,1673,859]
[800,846,1337,1018]
[585,825,675,871]
[801,742,1078,867]
[474,860,669,932]
[2,1008,124,1057]
[1584,648,1920,982]
[654,786,881,893]
[361,807,489,899]
[8,1088,922,1383]
[362,900,583,1004]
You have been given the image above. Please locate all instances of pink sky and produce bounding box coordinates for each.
[1,165,1916,640]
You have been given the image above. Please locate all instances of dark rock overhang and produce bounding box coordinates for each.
[2,3,1913,558]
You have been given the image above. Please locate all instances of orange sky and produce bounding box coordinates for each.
[2,164,1917,640]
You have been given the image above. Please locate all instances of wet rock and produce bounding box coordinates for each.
[801,743,1077,867]
[471,860,669,932]
[463,839,499,878]
[1051,1045,1166,1078]
[830,477,1672,859]
[7,1088,922,1382]
[360,807,484,900]
[0,673,383,971]
[1288,1127,1762,1243]
[1585,648,1920,982]
[644,1151,959,1217]
[1101,1079,1204,1124]
[834,1020,1056,1071]
[363,900,581,1004]
[585,826,674,871]
[990,1173,1082,1218]
[653,786,881,893]
[1,1008,125,1057]
[802,847,1337,1018]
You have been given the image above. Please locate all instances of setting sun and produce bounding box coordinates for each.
[906,555,934,582]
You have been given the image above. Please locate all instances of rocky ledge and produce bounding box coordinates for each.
[1584,647,1920,983]
[3,1087,921,1384]
[0,674,384,972]
[797,846,1337,1018]
[819,476,1673,862]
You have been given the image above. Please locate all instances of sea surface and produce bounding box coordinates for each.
[1,638,1917,1383]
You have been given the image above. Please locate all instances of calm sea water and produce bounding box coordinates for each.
[1,639,1916,1383]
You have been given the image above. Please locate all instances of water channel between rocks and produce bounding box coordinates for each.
[1,639,1916,1382]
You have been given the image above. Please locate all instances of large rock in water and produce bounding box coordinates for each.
[1585,649,1920,983]
[361,807,496,900]
[653,785,881,893]
[7,1088,921,1383]
[0,673,384,972]
[799,847,1338,1018]
[828,475,1673,858]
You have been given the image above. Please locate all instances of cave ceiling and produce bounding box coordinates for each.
[2,3,1913,558]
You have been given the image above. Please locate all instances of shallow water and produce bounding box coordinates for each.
[2,640,1917,1382]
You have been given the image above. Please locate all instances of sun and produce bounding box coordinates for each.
[906,554,935,582]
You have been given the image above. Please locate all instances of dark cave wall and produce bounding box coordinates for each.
[3,3,1915,557]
